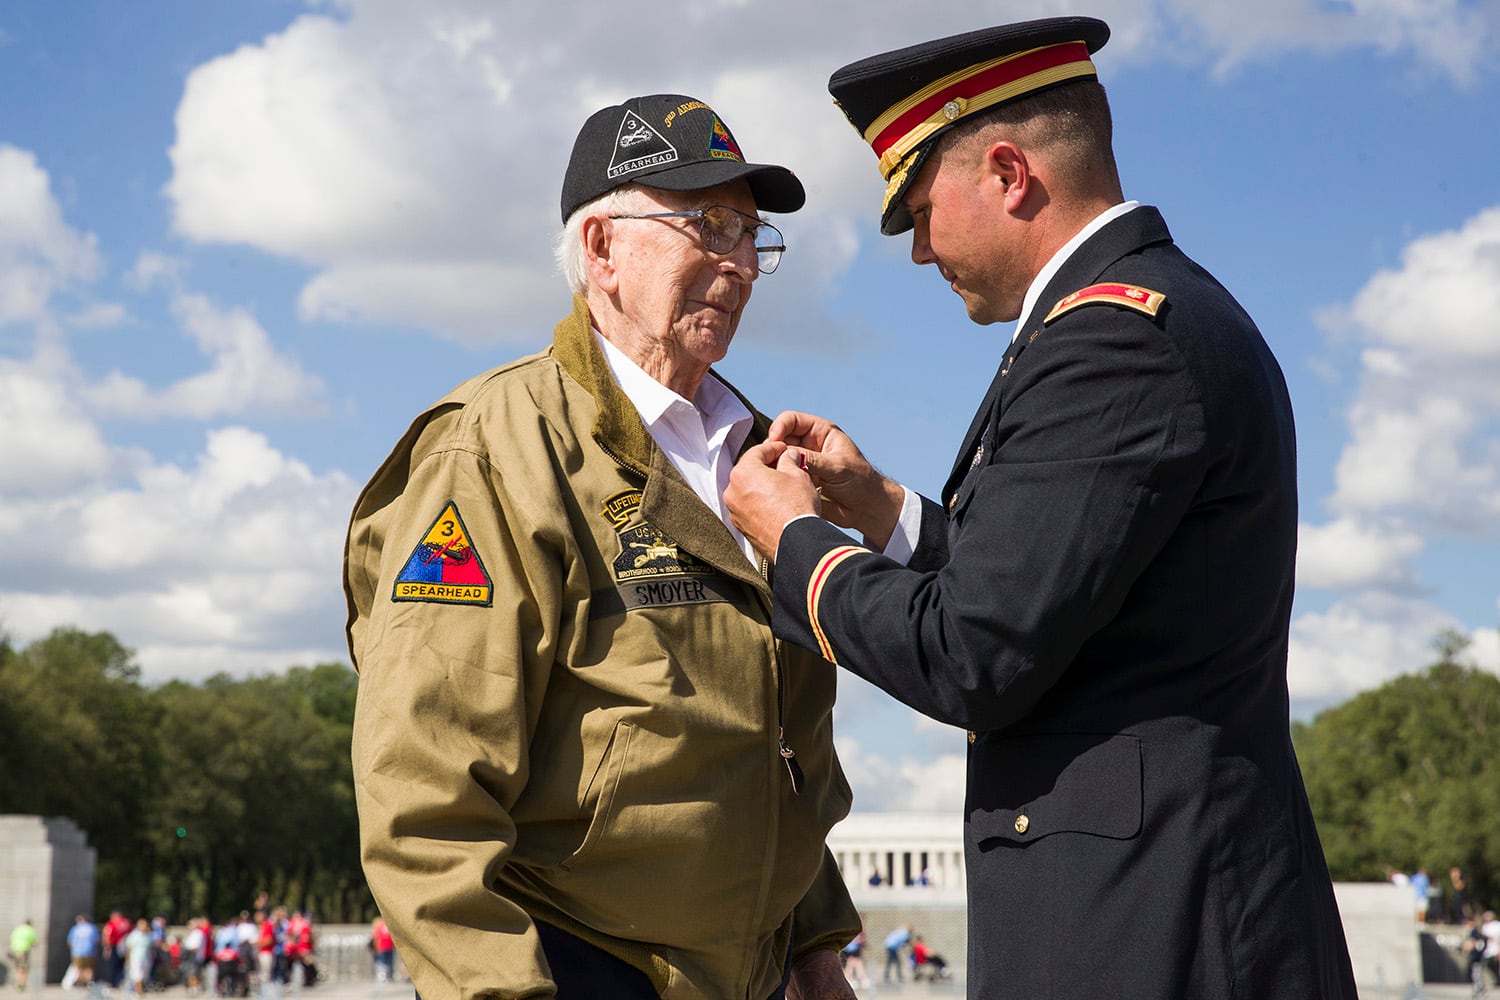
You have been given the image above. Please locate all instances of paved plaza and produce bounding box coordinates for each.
[16,979,1494,999]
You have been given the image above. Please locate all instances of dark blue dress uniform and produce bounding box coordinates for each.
[770,17,1359,1000]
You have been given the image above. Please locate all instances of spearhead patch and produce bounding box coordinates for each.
[392,501,493,606]
[1044,282,1166,324]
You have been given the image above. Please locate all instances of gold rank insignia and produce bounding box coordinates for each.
[1044,282,1166,324]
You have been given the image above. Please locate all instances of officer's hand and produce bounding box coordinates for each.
[767,411,904,549]
[785,948,857,1000]
[726,442,820,563]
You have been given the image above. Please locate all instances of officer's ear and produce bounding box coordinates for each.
[582,214,620,293]
[983,140,1030,213]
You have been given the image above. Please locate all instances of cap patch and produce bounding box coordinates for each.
[708,115,744,161]
[392,501,493,606]
[608,109,678,180]
[1044,283,1166,324]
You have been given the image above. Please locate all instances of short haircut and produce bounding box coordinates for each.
[939,79,1119,195]
[553,185,641,295]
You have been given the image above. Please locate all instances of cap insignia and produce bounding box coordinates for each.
[608,110,678,180]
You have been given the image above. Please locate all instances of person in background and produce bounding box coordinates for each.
[7,919,37,992]
[1453,867,1471,924]
[64,914,99,991]
[103,911,130,990]
[123,918,152,997]
[369,917,394,985]
[182,917,206,995]
[284,910,313,988]
[882,925,910,984]
[1413,868,1432,923]
[840,918,868,990]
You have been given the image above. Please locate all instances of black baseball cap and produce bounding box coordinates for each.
[829,17,1111,235]
[560,93,805,222]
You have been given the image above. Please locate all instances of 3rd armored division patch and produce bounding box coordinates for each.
[392,501,494,606]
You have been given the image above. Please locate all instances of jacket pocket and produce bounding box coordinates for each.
[967,732,1142,846]
[561,719,636,870]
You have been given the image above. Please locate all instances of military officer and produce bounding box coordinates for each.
[726,17,1358,999]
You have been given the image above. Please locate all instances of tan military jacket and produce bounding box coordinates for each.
[346,296,858,1000]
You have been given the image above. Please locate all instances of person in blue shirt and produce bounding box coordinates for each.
[66,914,100,989]
[882,925,910,984]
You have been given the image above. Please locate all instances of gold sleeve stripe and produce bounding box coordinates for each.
[806,545,871,664]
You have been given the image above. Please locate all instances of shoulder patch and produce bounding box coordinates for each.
[392,501,493,606]
[1044,283,1166,325]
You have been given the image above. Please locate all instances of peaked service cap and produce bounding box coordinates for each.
[560,93,805,222]
[828,16,1111,235]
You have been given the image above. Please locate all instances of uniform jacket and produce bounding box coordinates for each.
[772,207,1357,998]
[346,296,858,1000]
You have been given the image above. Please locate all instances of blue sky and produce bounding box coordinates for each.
[2,0,1498,811]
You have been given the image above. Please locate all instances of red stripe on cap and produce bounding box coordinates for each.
[870,41,1093,159]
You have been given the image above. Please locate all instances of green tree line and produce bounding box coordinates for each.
[1295,629,1500,916]
[2,624,1497,923]
[0,627,369,923]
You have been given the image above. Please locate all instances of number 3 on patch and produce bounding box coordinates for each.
[392,501,494,606]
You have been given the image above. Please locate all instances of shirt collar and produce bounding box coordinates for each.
[1012,200,1140,344]
[593,330,751,439]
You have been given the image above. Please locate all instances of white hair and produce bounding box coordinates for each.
[553,186,640,295]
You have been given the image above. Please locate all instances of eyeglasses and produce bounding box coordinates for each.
[607,205,786,274]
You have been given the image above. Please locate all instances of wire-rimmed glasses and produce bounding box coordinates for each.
[607,205,786,274]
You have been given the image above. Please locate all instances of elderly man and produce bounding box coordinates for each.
[347,94,859,1000]
[727,17,1357,999]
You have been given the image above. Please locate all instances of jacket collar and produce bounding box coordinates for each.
[551,294,774,585]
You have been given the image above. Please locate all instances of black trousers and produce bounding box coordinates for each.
[415,922,791,999]
[536,921,791,1000]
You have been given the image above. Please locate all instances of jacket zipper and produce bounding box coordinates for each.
[762,553,802,796]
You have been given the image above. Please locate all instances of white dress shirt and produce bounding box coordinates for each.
[595,331,757,566]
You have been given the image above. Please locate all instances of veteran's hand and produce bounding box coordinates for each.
[785,949,857,1000]
[726,441,820,563]
[767,411,905,550]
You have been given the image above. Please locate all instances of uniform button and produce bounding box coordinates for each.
[967,731,976,744]
[1014,813,1030,835]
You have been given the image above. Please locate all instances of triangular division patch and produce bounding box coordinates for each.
[707,115,743,161]
[608,110,678,179]
[392,501,493,606]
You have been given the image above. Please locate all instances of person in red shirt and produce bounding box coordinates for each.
[369,917,395,984]
[103,911,132,989]
[284,911,313,986]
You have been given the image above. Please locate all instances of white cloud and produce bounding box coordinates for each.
[1320,206,1500,532]
[86,292,325,419]
[0,145,100,326]
[1162,0,1494,83]
[1296,516,1424,591]
[0,425,358,684]
[297,259,556,344]
[159,0,1500,347]
[1343,206,1500,362]
[1465,627,1500,673]
[1288,593,1458,709]
[835,736,966,813]
[0,357,119,495]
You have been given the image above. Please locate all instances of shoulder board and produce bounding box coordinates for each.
[1044,283,1166,325]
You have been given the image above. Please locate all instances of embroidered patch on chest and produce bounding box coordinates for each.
[600,489,715,584]
[1044,282,1166,324]
[392,501,493,605]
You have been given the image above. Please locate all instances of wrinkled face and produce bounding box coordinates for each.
[903,143,1022,326]
[607,180,761,378]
